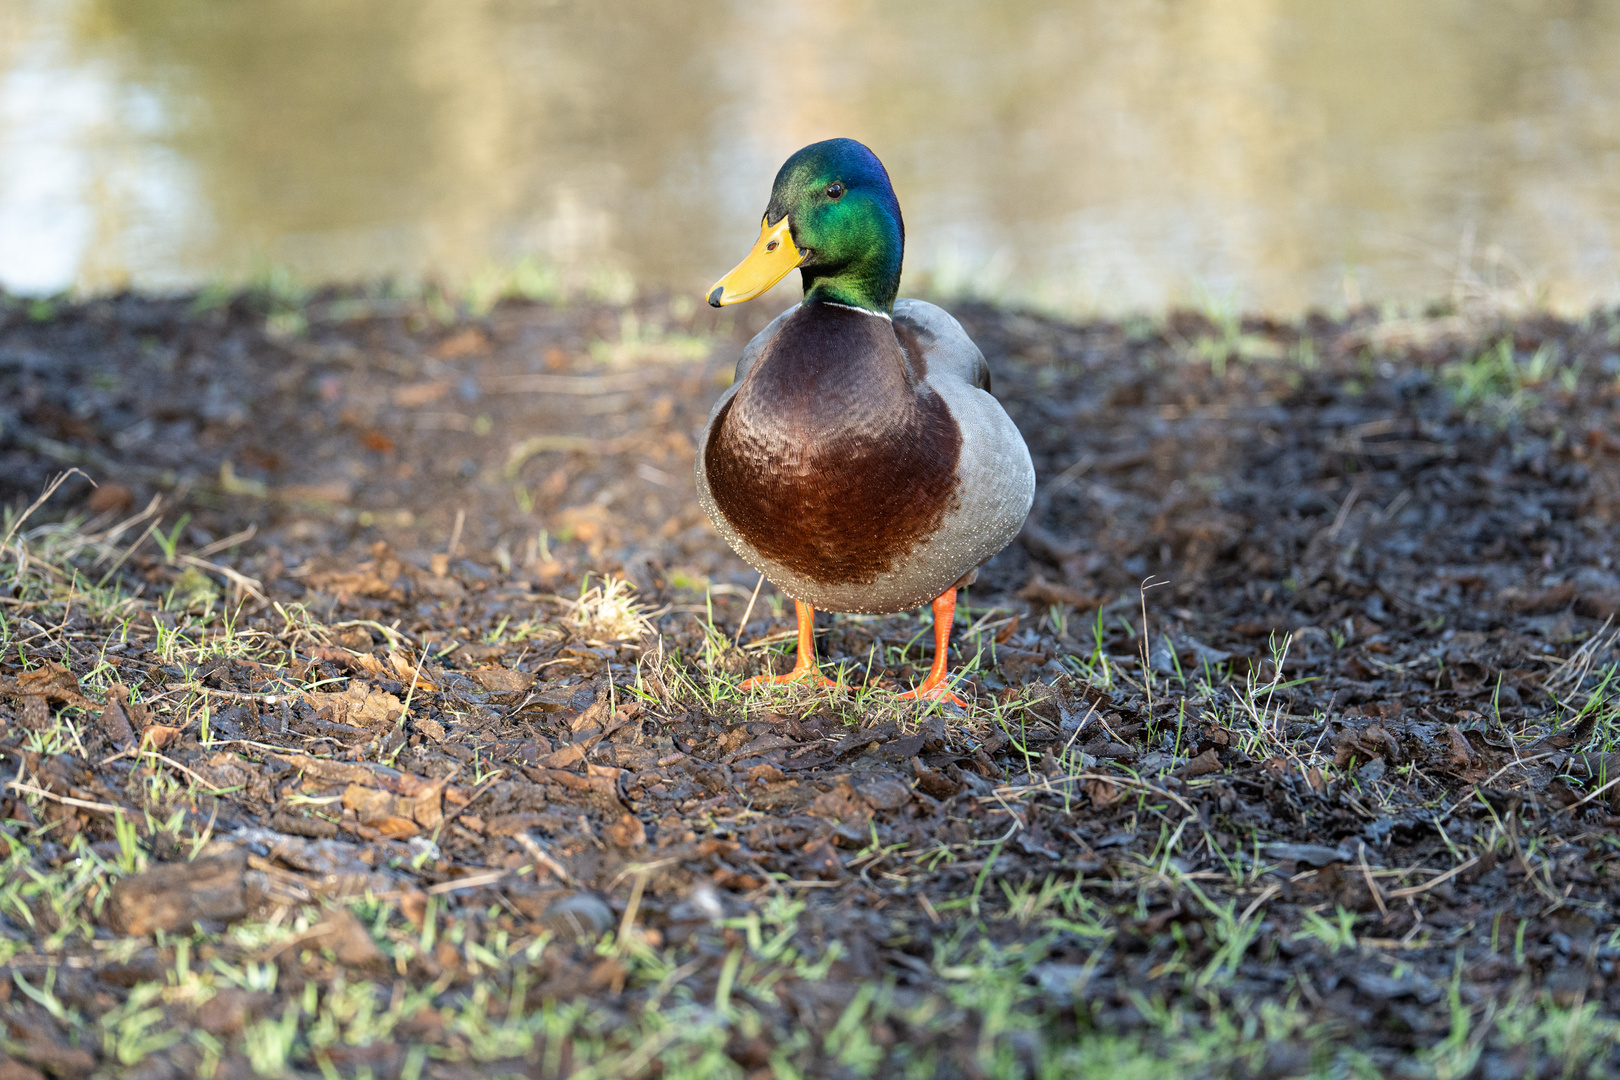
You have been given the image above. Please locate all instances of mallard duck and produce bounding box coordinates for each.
[696,138,1034,704]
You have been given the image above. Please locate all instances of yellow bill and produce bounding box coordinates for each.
[707,216,804,306]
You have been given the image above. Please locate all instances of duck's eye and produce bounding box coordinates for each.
[826,182,845,199]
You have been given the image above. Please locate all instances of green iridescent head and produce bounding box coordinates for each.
[708,138,905,314]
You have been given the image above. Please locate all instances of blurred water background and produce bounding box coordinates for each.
[2,0,1618,315]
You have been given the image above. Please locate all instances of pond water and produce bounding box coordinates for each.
[3,0,1619,314]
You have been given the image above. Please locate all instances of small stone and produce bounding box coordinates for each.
[853,773,912,810]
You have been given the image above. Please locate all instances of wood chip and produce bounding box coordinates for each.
[106,850,248,935]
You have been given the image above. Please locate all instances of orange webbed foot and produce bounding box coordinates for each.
[742,599,838,690]
[893,587,968,707]
[894,682,968,708]
[742,667,839,690]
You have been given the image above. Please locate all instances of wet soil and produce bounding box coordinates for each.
[2,290,1620,1077]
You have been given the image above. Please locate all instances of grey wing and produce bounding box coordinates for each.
[893,299,992,393]
[732,303,799,385]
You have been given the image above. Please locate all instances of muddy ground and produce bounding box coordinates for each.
[1,288,1619,1078]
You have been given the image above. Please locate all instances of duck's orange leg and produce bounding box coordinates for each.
[896,588,968,707]
[742,600,838,688]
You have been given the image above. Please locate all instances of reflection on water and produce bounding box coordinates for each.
[2,0,1618,313]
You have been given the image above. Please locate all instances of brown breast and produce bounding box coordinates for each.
[704,303,962,587]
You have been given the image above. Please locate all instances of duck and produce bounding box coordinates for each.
[696,138,1034,705]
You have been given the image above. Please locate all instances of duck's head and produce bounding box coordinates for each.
[708,138,904,315]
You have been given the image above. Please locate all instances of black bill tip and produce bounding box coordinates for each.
[707,286,724,308]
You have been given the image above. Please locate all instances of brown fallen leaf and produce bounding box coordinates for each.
[1333,723,1402,768]
[87,482,135,515]
[1174,748,1222,779]
[469,667,534,694]
[1445,725,1474,770]
[541,743,587,769]
[1,663,98,715]
[994,612,1020,644]
[109,682,151,729]
[310,907,386,968]
[388,650,437,691]
[588,956,628,994]
[271,752,422,794]
[411,777,448,830]
[336,649,435,692]
[605,814,646,848]
[329,626,373,651]
[1084,777,1123,807]
[910,757,960,800]
[297,542,403,599]
[366,816,420,839]
[17,661,82,701]
[307,645,353,667]
[139,725,183,751]
[399,890,430,928]
[530,769,624,809]
[570,696,612,732]
[807,777,871,823]
[341,786,398,819]
[303,683,405,728]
